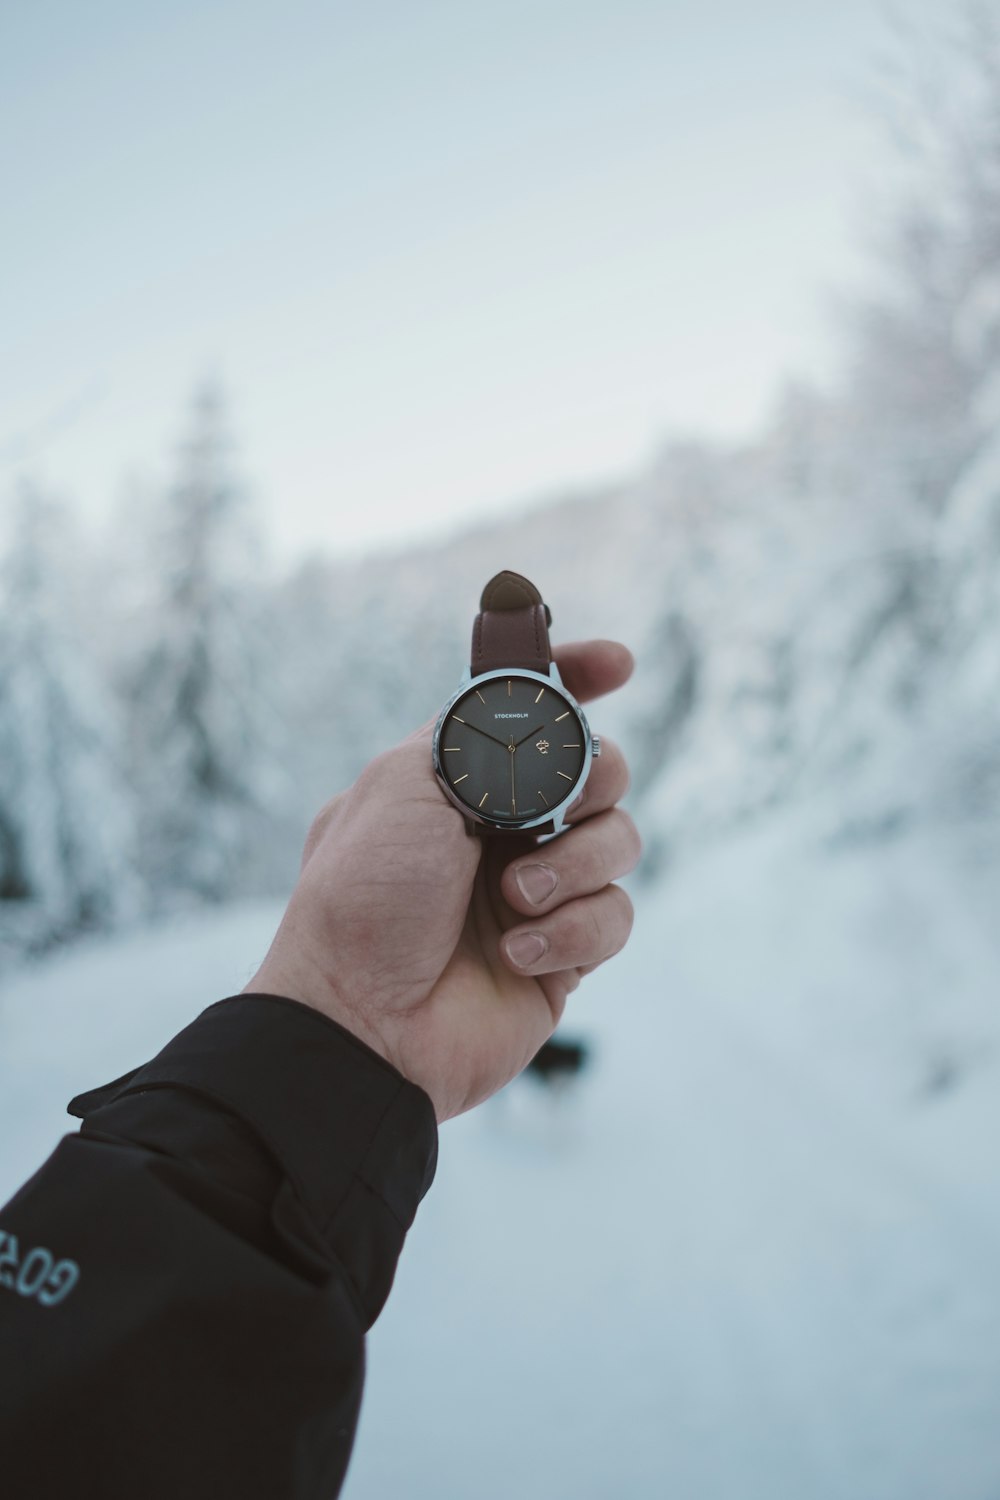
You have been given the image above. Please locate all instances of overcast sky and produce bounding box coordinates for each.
[1,1,941,562]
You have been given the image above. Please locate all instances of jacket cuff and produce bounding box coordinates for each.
[67,993,438,1325]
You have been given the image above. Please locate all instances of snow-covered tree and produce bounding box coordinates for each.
[0,484,139,955]
[835,11,985,525]
[832,10,1000,832]
[625,7,1000,864]
[123,383,286,902]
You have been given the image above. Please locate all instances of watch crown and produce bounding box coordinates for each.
[592,735,602,758]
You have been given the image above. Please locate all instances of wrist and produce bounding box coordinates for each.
[242,958,405,1085]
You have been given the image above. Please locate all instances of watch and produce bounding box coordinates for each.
[432,570,601,837]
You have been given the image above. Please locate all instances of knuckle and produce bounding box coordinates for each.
[576,830,609,890]
[617,808,643,865]
[354,742,425,806]
[616,748,632,800]
[570,808,641,888]
[610,884,635,945]
[302,795,340,863]
[573,902,605,955]
[613,881,634,920]
[354,746,394,793]
[559,882,633,961]
[560,903,599,954]
[604,736,630,798]
[563,810,611,885]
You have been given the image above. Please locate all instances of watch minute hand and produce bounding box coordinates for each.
[460,719,513,750]
[513,723,545,749]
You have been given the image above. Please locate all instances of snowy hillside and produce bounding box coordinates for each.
[1,805,998,1500]
[277,387,1000,914]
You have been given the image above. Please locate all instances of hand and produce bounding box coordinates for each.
[244,640,640,1122]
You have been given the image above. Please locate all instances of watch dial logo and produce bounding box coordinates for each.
[535,739,550,754]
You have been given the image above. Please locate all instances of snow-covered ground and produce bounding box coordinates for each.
[1,818,998,1500]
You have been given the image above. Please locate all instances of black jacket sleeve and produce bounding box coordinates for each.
[0,993,438,1499]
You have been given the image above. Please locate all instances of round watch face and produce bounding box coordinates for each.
[435,671,589,826]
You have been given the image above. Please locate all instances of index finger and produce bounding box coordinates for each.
[552,639,634,704]
[406,638,634,747]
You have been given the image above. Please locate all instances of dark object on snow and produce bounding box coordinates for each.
[526,1036,590,1084]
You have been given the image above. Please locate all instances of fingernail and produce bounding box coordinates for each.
[515,862,558,905]
[505,931,549,969]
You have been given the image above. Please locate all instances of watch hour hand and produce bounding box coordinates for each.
[513,723,545,749]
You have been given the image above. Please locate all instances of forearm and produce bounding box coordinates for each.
[0,995,437,1499]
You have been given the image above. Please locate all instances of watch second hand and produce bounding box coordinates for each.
[509,735,516,814]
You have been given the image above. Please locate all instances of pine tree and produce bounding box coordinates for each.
[0,484,138,955]
[125,382,283,903]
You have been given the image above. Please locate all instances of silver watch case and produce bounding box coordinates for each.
[432,663,598,837]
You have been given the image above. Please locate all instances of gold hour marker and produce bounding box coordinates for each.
[454,773,469,784]
[444,747,461,752]
[507,680,512,696]
[475,690,486,704]
[453,715,466,724]
[539,790,549,807]
[557,771,573,780]
[562,744,580,749]
[555,711,570,721]
[534,688,545,703]
[478,792,489,807]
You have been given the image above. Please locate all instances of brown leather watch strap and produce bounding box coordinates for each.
[471,570,553,676]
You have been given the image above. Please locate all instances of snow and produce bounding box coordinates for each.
[1,814,998,1500]
[3,18,1000,1492]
